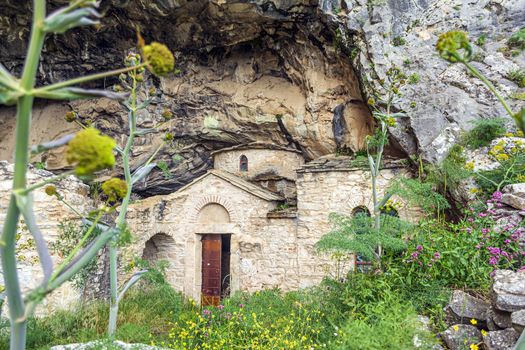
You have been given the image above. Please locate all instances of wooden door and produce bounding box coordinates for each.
[201,235,221,306]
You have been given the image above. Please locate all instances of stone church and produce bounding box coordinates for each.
[126,142,416,305]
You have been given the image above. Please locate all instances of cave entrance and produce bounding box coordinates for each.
[201,234,231,306]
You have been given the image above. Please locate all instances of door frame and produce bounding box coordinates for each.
[190,228,239,304]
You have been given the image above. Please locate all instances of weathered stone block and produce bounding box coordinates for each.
[444,290,490,327]
[511,309,525,333]
[492,270,525,312]
[482,328,519,350]
[501,183,525,210]
[440,325,481,350]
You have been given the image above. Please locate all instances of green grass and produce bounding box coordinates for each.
[0,275,441,350]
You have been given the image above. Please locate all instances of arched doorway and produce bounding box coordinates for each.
[142,233,176,263]
[197,203,231,306]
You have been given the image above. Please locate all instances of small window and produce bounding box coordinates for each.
[239,155,248,172]
[352,206,371,218]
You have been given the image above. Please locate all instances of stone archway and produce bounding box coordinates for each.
[142,233,177,282]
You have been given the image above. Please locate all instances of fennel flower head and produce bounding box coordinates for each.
[142,42,175,77]
[44,185,57,196]
[436,31,472,63]
[102,178,128,202]
[66,127,116,176]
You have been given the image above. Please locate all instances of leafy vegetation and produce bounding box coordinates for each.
[462,118,506,149]
[507,68,525,88]
[0,274,439,350]
[316,213,407,261]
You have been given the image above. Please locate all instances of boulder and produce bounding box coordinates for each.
[487,308,513,330]
[502,183,525,211]
[440,325,482,350]
[444,290,490,327]
[511,309,525,333]
[482,328,520,350]
[492,270,525,312]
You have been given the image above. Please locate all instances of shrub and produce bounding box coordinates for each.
[462,118,506,149]
[508,27,525,51]
[507,69,525,88]
[316,213,408,261]
[388,192,524,291]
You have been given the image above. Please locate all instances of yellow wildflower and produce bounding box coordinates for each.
[101,178,128,202]
[481,329,488,337]
[453,325,459,332]
[66,127,116,176]
[470,344,479,350]
[436,31,472,62]
[64,111,77,123]
[470,318,478,325]
[142,42,175,77]
[44,185,57,196]
[465,162,475,171]
[496,153,509,162]
[386,116,396,127]
[162,108,173,120]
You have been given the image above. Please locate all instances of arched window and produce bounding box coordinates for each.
[239,155,248,172]
[352,206,371,217]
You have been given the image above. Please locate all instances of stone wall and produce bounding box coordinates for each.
[213,147,304,180]
[0,161,94,315]
[295,156,420,287]
[125,172,299,300]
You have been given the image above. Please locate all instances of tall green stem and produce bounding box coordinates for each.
[0,1,46,349]
[463,61,514,118]
[108,71,137,335]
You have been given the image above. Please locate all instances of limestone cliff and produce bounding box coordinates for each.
[0,0,523,196]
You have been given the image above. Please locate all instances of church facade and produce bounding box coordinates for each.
[125,143,417,304]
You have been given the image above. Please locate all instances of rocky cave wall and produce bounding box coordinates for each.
[0,0,523,196]
[0,0,374,196]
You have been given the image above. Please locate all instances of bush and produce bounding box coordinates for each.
[463,118,506,149]
[387,193,524,291]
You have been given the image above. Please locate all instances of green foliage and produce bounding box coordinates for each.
[335,298,434,350]
[3,275,442,350]
[508,27,525,51]
[425,145,471,194]
[321,275,440,349]
[474,152,525,194]
[386,203,524,292]
[316,213,408,260]
[0,284,182,350]
[49,220,100,290]
[462,118,506,149]
[507,68,525,88]
[475,34,487,46]
[156,160,172,179]
[392,36,407,47]
[408,73,420,84]
[389,178,450,216]
[33,162,45,170]
[171,154,184,166]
